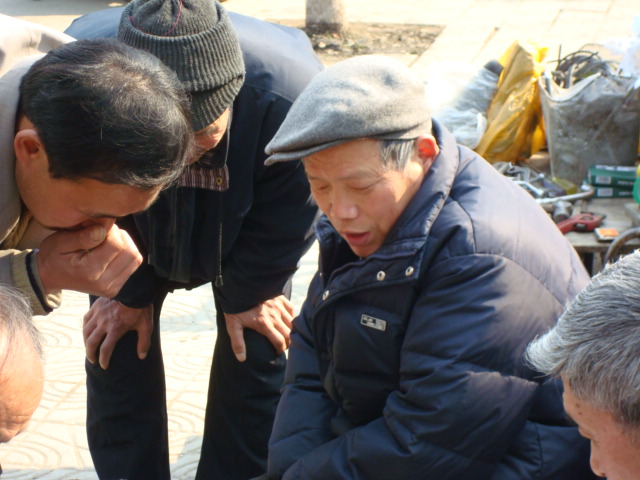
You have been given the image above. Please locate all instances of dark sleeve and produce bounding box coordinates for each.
[271,255,572,480]
[215,94,319,314]
[267,277,338,478]
[211,13,323,314]
[63,8,121,39]
[112,215,159,308]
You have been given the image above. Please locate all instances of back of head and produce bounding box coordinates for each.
[19,38,193,190]
[0,285,40,365]
[117,0,245,131]
[526,251,640,429]
[265,55,432,164]
[0,285,43,443]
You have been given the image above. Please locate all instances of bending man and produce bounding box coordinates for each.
[0,15,193,316]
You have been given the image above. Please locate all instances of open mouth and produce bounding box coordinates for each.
[343,231,369,246]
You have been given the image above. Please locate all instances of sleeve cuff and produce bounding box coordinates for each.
[11,249,61,315]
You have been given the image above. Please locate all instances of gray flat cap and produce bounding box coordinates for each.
[265,55,431,164]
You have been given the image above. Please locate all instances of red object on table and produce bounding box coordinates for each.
[557,212,605,234]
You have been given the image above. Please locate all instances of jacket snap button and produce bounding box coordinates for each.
[405,266,415,276]
[322,290,330,300]
[376,271,386,281]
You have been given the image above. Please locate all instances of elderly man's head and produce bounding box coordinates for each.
[527,251,640,480]
[0,285,43,443]
[265,55,439,257]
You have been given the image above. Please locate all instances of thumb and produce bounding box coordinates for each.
[77,225,107,250]
[43,225,106,254]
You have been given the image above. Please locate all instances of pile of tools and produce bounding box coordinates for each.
[494,162,602,233]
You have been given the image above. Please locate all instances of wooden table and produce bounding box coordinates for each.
[564,197,640,274]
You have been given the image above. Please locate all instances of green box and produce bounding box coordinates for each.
[593,185,634,199]
[588,164,637,187]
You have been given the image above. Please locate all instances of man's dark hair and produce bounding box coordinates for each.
[19,38,194,189]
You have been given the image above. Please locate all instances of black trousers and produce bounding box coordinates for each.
[86,288,286,480]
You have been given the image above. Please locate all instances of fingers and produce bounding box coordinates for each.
[61,224,107,253]
[39,225,142,298]
[278,295,295,316]
[248,310,291,354]
[224,297,296,359]
[262,326,289,355]
[80,228,143,298]
[136,306,154,361]
[265,296,295,338]
[227,320,247,362]
[97,332,118,370]
[83,297,110,365]
[83,308,101,365]
[81,299,153,370]
[278,298,295,330]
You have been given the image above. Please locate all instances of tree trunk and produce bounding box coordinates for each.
[306,0,348,36]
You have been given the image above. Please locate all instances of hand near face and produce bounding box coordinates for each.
[83,297,153,370]
[36,224,142,299]
[224,295,295,362]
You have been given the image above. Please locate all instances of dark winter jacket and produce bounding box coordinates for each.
[268,122,595,480]
[65,10,322,312]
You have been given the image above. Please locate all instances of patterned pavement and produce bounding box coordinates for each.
[0,0,637,477]
[0,242,319,479]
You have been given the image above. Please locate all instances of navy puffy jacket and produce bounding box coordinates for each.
[268,122,595,480]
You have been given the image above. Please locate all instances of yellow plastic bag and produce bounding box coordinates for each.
[475,40,548,164]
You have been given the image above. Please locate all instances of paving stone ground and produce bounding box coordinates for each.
[0,0,637,477]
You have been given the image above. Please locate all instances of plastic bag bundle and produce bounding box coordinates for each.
[433,60,502,149]
[603,15,640,77]
[540,73,640,186]
[475,40,548,164]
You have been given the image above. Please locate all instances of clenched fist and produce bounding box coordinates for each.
[37,224,142,298]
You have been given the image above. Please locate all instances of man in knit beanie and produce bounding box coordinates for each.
[65,1,323,479]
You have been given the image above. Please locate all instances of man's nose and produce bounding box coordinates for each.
[196,135,219,152]
[329,194,358,220]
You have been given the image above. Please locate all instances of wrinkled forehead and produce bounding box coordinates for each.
[0,340,44,442]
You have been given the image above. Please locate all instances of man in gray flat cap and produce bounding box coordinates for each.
[261,55,596,480]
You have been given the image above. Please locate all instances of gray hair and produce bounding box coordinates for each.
[0,285,42,367]
[526,251,640,429]
[379,138,417,171]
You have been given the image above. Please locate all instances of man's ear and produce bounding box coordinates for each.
[14,129,46,172]
[415,135,439,171]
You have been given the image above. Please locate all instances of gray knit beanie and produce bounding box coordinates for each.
[118,0,245,131]
[265,55,432,164]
